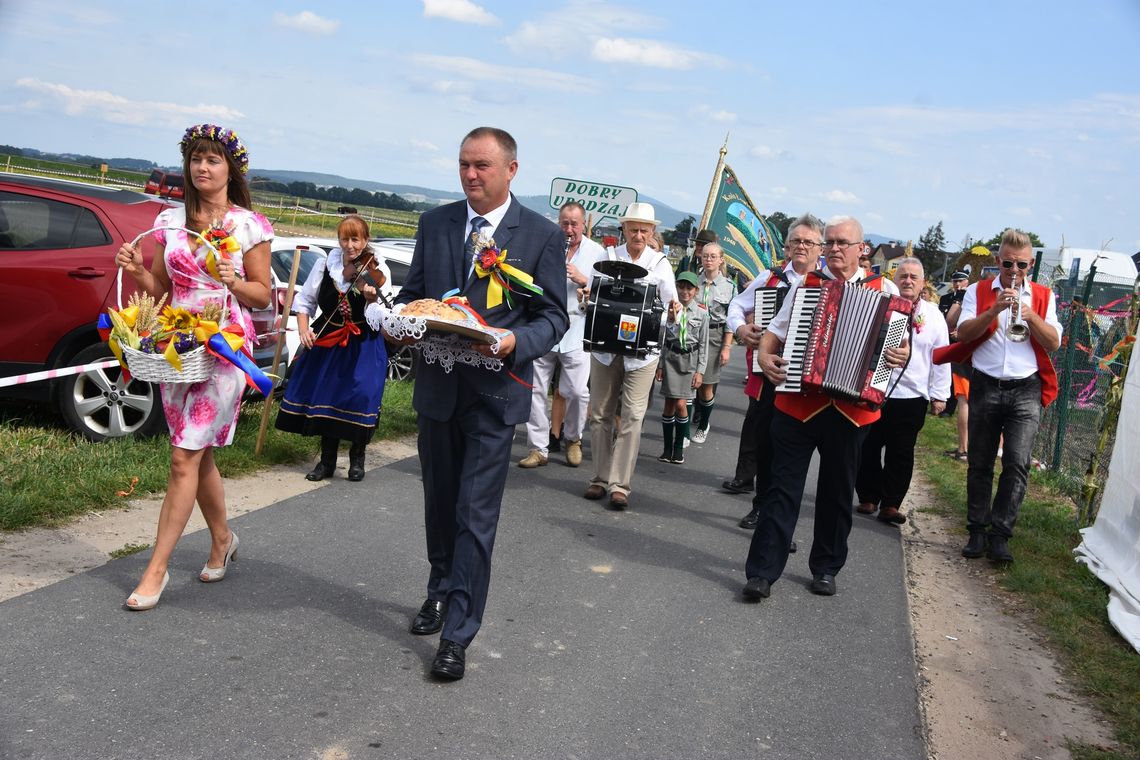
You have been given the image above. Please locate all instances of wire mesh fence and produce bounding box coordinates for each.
[1034,268,1139,522]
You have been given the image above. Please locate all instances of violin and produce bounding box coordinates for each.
[347,247,392,308]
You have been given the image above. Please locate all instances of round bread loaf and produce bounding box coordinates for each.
[402,298,466,322]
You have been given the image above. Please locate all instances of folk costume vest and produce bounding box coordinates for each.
[774,272,886,427]
[931,280,1058,407]
[745,269,790,399]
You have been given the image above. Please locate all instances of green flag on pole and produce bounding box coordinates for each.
[700,163,782,281]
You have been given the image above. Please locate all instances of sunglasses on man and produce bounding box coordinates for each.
[1001,260,1030,270]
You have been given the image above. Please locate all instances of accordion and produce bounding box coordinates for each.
[775,279,913,406]
[750,286,787,374]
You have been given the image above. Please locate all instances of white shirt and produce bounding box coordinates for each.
[554,236,606,353]
[590,244,677,371]
[766,266,895,342]
[891,297,951,401]
[726,262,804,333]
[293,248,345,317]
[959,278,1063,380]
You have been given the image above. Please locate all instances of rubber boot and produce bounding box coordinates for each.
[306,437,339,481]
[347,441,366,482]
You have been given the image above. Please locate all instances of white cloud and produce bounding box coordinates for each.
[750,145,789,160]
[592,37,726,70]
[769,186,789,197]
[411,138,439,151]
[422,0,498,26]
[1009,206,1033,217]
[430,156,456,172]
[865,212,885,223]
[413,54,597,93]
[503,1,661,59]
[15,78,243,127]
[823,190,861,204]
[272,11,340,36]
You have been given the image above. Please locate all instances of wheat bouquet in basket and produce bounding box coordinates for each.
[101,225,273,395]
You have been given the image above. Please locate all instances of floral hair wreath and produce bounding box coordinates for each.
[179,124,249,174]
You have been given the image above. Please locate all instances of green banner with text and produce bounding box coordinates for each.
[703,165,783,280]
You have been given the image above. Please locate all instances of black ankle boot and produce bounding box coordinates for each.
[961,531,988,558]
[306,437,339,481]
[347,441,366,482]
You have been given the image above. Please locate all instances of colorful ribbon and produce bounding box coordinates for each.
[472,247,544,309]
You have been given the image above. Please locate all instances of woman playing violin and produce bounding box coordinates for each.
[275,215,389,481]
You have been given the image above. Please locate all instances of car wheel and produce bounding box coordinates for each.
[386,342,417,382]
[57,343,167,441]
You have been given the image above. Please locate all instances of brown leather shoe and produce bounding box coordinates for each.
[518,450,548,468]
[856,502,877,515]
[565,440,583,467]
[877,506,907,524]
[608,491,628,510]
[584,484,606,500]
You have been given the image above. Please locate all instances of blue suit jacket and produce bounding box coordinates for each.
[396,195,569,425]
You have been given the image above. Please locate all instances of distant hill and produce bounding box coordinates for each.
[257,169,697,229]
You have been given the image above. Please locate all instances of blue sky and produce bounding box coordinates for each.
[1,0,1138,252]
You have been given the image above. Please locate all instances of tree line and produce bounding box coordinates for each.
[250,178,433,213]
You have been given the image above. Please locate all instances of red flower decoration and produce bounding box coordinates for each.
[477,248,500,270]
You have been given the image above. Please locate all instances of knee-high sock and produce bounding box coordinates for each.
[661,414,675,455]
[674,416,690,458]
[697,397,715,431]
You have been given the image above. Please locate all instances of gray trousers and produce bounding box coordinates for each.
[965,372,1042,538]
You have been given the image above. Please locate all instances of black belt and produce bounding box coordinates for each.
[973,371,1038,389]
[666,343,694,354]
[709,321,726,330]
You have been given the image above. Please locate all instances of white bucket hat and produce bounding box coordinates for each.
[620,201,659,227]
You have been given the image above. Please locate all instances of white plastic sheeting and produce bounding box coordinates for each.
[1074,352,1140,653]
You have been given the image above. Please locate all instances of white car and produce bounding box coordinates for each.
[268,237,413,380]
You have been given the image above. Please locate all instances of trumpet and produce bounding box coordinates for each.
[1007,270,1030,342]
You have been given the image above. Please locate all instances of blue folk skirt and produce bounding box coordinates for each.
[275,330,387,443]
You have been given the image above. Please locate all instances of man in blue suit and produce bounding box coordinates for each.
[389,127,568,680]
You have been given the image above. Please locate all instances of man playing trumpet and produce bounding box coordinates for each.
[945,229,1062,563]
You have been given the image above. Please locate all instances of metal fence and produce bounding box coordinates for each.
[1034,267,1139,522]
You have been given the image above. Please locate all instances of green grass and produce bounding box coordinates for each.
[109,543,150,559]
[0,381,416,531]
[917,416,1140,759]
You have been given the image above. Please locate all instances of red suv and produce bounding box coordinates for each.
[0,174,282,440]
[143,169,185,200]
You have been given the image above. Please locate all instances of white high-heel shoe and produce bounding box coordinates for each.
[199,531,239,583]
[126,571,170,611]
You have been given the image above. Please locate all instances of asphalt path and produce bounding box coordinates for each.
[0,361,924,760]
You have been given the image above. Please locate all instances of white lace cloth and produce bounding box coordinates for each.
[365,303,505,373]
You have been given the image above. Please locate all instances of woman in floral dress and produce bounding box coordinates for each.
[115,124,273,610]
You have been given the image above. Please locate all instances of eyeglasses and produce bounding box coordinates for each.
[823,240,862,250]
[1001,260,1030,270]
[786,238,822,249]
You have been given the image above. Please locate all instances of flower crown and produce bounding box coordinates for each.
[179,124,249,174]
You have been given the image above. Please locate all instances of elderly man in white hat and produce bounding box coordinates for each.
[582,202,679,509]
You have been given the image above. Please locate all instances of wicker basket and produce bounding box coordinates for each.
[115,226,227,384]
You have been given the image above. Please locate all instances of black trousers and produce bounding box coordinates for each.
[748,379,779,506]
[966,372,1042,538]
[855,396,929,509]
[744,407,869,583]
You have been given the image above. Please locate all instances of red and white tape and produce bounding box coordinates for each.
[0,360,121,389]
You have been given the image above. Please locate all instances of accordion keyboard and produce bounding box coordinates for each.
[775,286,821,393]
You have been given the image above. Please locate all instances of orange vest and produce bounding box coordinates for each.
[931,280,1058,407]
[775,275,885,427]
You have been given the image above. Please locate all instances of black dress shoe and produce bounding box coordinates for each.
[742,577,771,601]
[809,574,837,596]
[987,535,1014,563]
[961,532,988,558]
[738,508,760,530]
[410,599,446,635]
[722,478,754,494]
[789,540,797,554]
[430,639,466,681]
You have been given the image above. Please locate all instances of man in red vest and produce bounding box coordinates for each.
[743,215,907,600]
[727,213,825,531]
[948,228,1061,563]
